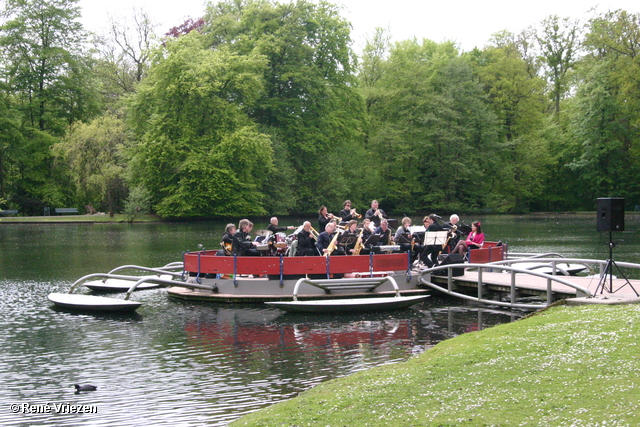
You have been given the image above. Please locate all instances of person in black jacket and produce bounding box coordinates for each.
[316,222,344,255]
[318,205,336,232]
[374,219,393,248]
[296,221,318,256]
[267,217,294,234]
[232,219,260,256]
[420,214,443,267]
[338,200,360,222]
[364,200,387,227]
[221,223,236,255]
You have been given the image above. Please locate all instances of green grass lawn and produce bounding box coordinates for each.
[233,303,640,426]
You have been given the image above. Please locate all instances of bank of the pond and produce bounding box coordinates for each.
[233,303,640,426]
[0,213,162,223]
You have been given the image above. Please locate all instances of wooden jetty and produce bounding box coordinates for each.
[432,272,639,297]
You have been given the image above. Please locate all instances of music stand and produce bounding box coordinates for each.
[594,232,638,296]
[457,224,472,235]
[338,233,356,246]
[422,231,448,246]
[395,233,411,244]
[364,234,381,247]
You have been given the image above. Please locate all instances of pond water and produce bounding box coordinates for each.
[1,213,638,426]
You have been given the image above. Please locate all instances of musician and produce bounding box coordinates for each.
[267,217,295,234]
[452,221,485,258]
[316,222,344,255]
[342,220,359,254]
[232,219,260,256]
[373,218,393,249]
[444,214,460,229]
[443,214,462,251]
[394,217,413,253]
[296,221,318,256]
[318,205,335,232]
[338,200,358,222]
[420,214,444,267]
[221,223,236,255]
[365,200,387,227]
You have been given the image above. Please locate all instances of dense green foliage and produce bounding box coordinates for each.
[1,0,640,217]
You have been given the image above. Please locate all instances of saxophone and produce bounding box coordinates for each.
[325,230,341,257]
[353,227,365,255]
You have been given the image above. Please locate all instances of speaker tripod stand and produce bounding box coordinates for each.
[594,232,639,296]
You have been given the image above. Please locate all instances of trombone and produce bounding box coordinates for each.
[309,226,320,240]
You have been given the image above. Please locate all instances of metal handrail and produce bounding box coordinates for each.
[419,263,595,310]
[105,264,184,277]
[493,257,640,278]
[487,257,593,275]
[68,263,189,296]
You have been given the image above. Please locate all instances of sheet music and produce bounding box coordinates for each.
[422,231,448,245]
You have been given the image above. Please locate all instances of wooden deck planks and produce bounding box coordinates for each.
[431,271,640,299]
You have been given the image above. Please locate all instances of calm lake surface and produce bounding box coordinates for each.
[1,213,638,426]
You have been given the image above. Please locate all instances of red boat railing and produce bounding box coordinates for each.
[183,251,412,284]
[468,241,507,264]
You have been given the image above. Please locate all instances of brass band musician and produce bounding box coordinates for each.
[419,214,444,267]
[338,200,360,222]
[394,217,414,253]
[296,221,318,256]
[443,214,462,251]
[316,222,344,255]
[318,205,337,232]
[365,199,387,227]
[342,220,359,254]
[373,218,392,250]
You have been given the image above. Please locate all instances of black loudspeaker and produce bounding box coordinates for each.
[435,253,465,276]
[597,197,625,232]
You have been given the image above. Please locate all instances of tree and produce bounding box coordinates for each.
[362,38,501,212]
[0,90,24,200]
[201,0,366,213]
[94,8,159,100]
[533,15,582,116]
[53,114,128,216]
[0,0,100,213]
[474,33,551,211]
[127,32,273,217]
[566,10,640,205]
[0,0,100,133]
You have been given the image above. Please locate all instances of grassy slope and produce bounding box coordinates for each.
[233,304,640,426]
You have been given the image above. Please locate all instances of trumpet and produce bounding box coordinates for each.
[350,208,362,219]
[374,209,383,218]
[328,213,342,224]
